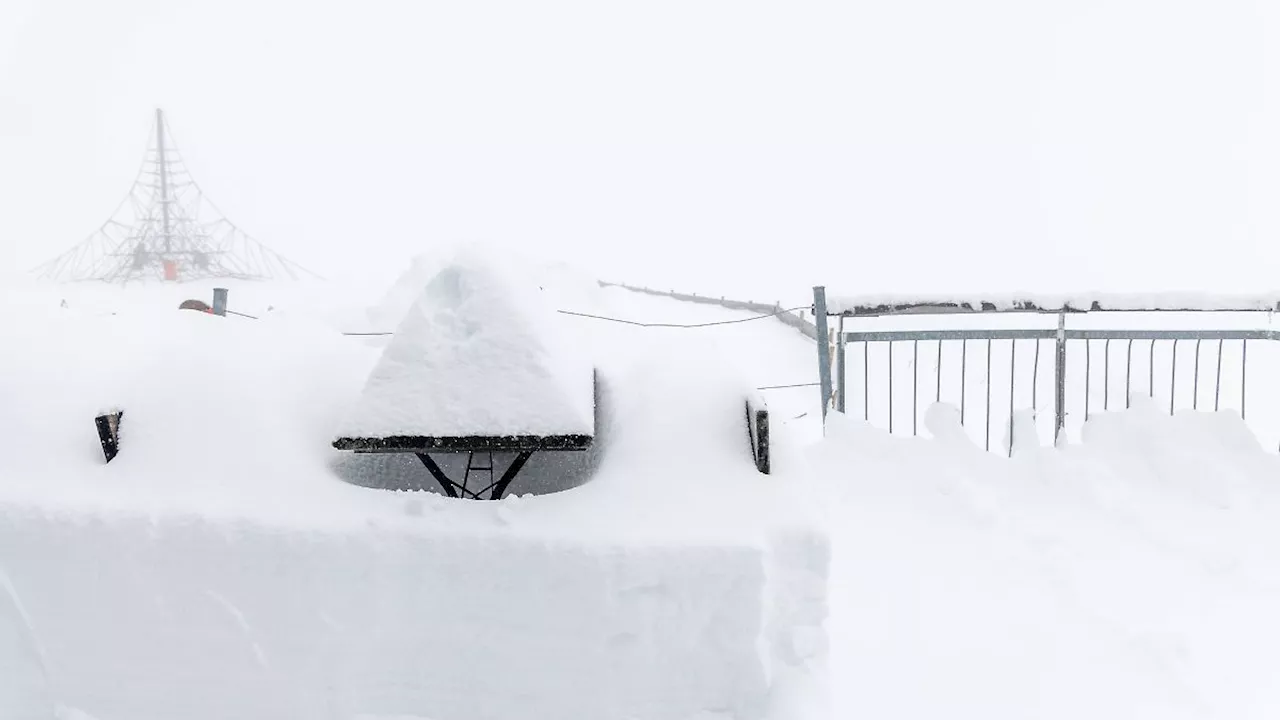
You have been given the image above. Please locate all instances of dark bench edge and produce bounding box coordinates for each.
[333,434,594,453]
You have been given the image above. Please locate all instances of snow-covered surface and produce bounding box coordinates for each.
[8,257,1280,719]
[0,510,816,720]
[0,258,825,720]
[339,249,595,440]
[828,289,1280,314]
[816,402,1280,719]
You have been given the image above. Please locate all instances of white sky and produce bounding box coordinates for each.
[1,0,1277,303]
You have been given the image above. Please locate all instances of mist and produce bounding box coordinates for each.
[2,0,1276,302]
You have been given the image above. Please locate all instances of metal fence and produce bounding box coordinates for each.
[812,288,1280,454]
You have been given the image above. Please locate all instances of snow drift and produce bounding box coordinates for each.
[0,265,828,720]
[0,509,800,720]
[814,400,1280,720]
[340,248,594,440]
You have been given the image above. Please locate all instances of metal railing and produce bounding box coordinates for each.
[812,287,1280,454]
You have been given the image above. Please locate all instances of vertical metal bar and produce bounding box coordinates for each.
[1054,312,1066,444]
[1104,339,1111,411]
[1008,339,1017,458]
[888,340,895,434]
[1192,339,1202,410]
[1149,341,1155,397]
[1084,340,1091,420]
[961,339,968,425]
[936,341,943,404]
[1125,340,1134,409]
[836,315,847,414]
[1214,338,1224,411]
[156,108,173,255]
[863,342,870,421]
[1242,339,1248,421]
[1169,339,1179,415]
[812,287,832,426]
[913,341,919,435]
[985,338,992,452]
[1032,339,1041,411]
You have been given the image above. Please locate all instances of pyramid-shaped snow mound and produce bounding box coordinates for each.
[338,251,595,442]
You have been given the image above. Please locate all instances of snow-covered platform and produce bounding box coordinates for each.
[0,256,829,720]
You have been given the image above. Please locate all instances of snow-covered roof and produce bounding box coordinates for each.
[826,291,1280,316]
[337,249,596,442]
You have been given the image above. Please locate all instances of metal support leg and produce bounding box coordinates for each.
[416,451,535,500]
[415,453,460,498]
[1054,311,1067,445]
[483,451,534,500]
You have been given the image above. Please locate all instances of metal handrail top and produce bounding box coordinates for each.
[827,301,1280,318]
[844,329,1280,343]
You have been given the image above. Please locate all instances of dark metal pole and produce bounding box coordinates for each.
[813,287,832,427]
[836,314,846,414]
[1054,311,1067,445]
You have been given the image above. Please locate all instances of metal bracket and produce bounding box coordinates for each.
[95,410,123,463]
[415,451,536,500]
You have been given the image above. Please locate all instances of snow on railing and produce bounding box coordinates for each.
[826,291,1280,316]
[813,286,1280,454]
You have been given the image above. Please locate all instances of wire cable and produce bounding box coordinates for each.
[338,306,809,335]
[554,306,808,329]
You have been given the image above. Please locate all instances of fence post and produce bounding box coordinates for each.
[1054,310,1066,445]
[212,287,229,317]
[813,286,833,427]
[836,314,846,414]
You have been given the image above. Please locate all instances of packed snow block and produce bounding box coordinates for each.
[0,567,54,720]
[0,507,776,720]
[337,250,595,446]
[762,528,829,670]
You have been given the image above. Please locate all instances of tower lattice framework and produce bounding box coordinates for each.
[36,109,316,284]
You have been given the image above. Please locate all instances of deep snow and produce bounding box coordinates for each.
[4,253,1280,719]
[0,252,826,720]
[340,250,595,440]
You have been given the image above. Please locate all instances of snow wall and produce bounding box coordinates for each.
[0,507,826,720]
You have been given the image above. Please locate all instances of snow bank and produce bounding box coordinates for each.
[0,507,783,720]
[812,402,1280,720]
[364,248,609,334]
[0,302,378,515]
[0,272,829,720]
[0,566,53,719]
[365,252,450,331]
[340,248,595,440]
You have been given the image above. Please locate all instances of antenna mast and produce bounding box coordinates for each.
[155,108,173,254]
[34,109,318,284]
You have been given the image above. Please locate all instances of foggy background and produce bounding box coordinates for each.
[2,0,1277,303]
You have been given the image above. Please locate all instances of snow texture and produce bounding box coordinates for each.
[815,400,1280,720]
[0,260,826,720]
[339,248,595,440]
[0,510,786,720]
[11,255,1280,720]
